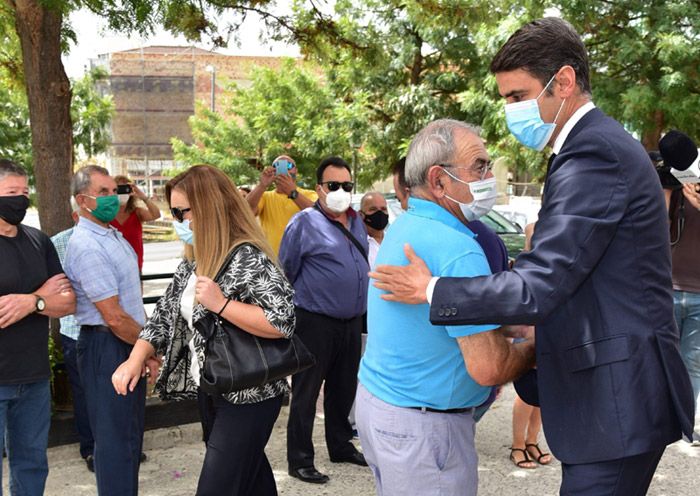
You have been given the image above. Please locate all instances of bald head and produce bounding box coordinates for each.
[360,191,387,211]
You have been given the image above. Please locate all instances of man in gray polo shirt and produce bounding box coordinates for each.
[65,165,146,496]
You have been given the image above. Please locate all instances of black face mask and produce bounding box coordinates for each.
[0,195,29,226]
[363,210,389,231]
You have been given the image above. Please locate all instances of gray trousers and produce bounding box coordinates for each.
[355,383,478,496]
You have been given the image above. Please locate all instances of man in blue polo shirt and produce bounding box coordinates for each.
[356,119,535,495]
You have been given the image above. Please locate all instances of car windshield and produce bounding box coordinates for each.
[480,209,523,234]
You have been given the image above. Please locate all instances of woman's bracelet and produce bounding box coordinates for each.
[217,298,232,316]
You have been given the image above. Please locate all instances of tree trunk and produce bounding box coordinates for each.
[13,0,73,236]
[641,109,665,151]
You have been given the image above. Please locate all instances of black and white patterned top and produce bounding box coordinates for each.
[140,243,295,404]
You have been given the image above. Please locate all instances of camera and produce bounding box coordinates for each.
[117,184,132,195]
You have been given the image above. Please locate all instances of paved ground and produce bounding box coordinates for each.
[3,384,699,495]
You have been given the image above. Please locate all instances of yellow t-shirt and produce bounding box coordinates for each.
[258,188,318,255]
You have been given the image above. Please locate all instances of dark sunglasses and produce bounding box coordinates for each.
[320,181,354,192]
[170,207,192,222]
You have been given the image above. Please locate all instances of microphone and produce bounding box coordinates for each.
[658,130,698,171]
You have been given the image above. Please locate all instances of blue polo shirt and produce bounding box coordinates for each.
[65,217,145,327]
[359,198,497,410]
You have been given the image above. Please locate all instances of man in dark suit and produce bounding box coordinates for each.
[371,17,695,495]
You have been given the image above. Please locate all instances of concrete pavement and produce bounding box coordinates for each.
[4,384,698,495]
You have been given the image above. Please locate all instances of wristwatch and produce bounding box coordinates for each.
[34,295,46,313]
[288,190,299,200]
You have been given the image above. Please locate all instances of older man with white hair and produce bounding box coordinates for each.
[355,119,535,496]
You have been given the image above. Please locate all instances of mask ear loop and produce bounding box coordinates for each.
[537,72,566,126]
[536,73,559,101]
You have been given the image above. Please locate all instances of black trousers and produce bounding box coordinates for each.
[560,447,665,495]
[196,390,283,496]
[287,307,363,470]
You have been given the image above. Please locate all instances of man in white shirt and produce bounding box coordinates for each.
[358,192,388,270]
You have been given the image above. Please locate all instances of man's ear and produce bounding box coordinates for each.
[555,65,577,98]
[426,165,446,197]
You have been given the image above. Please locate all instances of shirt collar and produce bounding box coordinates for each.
[406,197,475,238]
[552,101,596,154]
[77,216,115,236]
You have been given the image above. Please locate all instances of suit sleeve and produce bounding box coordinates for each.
[431,136,628,326]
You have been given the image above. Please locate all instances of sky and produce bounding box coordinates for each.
[62,7,300,79]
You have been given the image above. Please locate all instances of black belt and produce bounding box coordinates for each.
[81,324,111,333]
[409,406,474,415]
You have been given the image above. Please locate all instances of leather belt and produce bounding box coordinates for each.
[409,406,474,415]
[80,324,111,333]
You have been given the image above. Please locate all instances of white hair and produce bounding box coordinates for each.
[404,119,481,188]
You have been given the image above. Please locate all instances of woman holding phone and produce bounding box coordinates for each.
[110,175,161,272]
[112,165,296,496]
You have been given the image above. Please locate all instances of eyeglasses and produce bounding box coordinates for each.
[170,207,192,222]
[320,181,354,192]
[438,161,493,180]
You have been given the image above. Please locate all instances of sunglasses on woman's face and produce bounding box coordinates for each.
[320,181,354,193]
[170,207,192,223]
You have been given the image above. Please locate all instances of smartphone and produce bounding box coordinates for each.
[274,160,290,176]
[117,184,132,195]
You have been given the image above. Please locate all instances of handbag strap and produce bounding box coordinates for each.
[313,204,368,262]
[213,243,249,282]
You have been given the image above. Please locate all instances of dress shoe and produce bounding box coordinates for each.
[288,466,329,484]
[330,451,368,466]
[85,455,95,472]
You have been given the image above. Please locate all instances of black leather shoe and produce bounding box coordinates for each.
[85,455,95,472]
[288,466,329,484]
[330,451,368,466]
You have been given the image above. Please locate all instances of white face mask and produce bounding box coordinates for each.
[323,188,352,214]
[118,194,130,205]
[443,172,498,222]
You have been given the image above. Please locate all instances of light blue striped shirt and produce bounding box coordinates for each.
[50,227,81,340]
[65,217,145,327]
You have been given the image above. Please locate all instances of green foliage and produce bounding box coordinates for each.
[173,59,372,187]
[0,80,34,181]
[284,0,551,180]
[555,0,700,146]
[71,66,115,159]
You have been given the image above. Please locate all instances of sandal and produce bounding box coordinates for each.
[525,443,551,465]
[509,447,537,469]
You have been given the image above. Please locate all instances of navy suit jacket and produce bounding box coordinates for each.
[430,108,694,464]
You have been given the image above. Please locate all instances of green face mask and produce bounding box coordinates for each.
[84,194,120,223]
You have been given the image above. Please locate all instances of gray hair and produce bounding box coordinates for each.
[0,159,28,182]
[71,165,109,196]
[404,119,481,188]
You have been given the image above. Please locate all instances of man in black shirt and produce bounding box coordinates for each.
[0,159,76,495]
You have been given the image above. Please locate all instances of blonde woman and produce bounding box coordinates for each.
[112,165,295,496]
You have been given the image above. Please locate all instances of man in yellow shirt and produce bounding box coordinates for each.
[247,155,317,255]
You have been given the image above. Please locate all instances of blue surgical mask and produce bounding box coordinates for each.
[504,73,565,151]
[173,219,194,245]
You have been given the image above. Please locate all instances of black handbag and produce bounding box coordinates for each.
[196,247,316,394]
